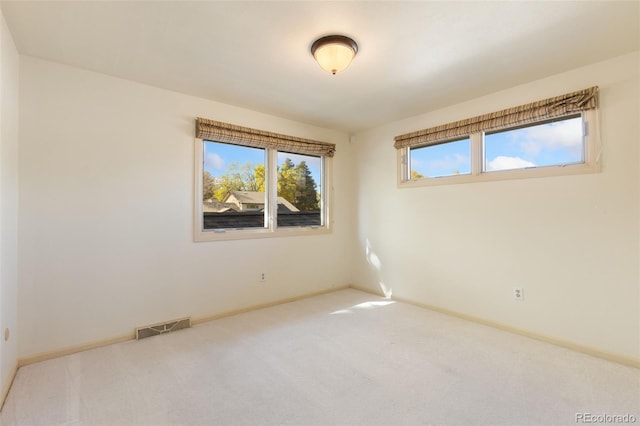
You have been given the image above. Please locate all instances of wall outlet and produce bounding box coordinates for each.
[259,272,266,282]
[513,287,524,301]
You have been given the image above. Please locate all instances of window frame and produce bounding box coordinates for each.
[194,138,332,242]
[398,109,600,187]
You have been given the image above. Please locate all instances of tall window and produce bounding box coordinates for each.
[202,141,267,230]
[276,152,323,228]
[194,118,333,241]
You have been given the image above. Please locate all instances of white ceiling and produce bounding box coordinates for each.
[2,1,638,133]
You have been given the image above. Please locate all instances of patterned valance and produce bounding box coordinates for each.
[196,118,335,157]
[394,86,599,149]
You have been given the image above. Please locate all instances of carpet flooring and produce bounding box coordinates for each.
[1,289,638,425]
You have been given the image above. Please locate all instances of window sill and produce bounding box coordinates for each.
[194,226,332,242]
[398,161,602,188]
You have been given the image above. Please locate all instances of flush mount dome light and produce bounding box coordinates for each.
[311,35,358,75]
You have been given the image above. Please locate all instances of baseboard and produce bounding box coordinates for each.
[386,292,640,369]
[17,285,352,368]
[0,361,18,412]
[192,285,351,325]
[349,284,387,297]
[20,284,631,379]
[18,333,134,368]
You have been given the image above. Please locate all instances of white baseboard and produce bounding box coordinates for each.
[0,361,18,412]
[408,299,639,368]
[17,285,352,367]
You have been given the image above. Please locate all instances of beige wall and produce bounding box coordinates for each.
[0,10,19,396]
[353,52,640,361]
[10,41,640,364]
[17,56,356,359]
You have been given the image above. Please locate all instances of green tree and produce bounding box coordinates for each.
[277,158,298,204]
[213,162,254,201]
[210,159,319,210]
[253,164,265,192]
[294,161,319,211]
[238,162,259,192]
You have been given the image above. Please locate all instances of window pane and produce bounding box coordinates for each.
[484,116,584,172]
[202,141,266,229]
[409,138,471,178]
[276,151,322,228]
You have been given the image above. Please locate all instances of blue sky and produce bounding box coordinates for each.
[410,138,471,177]
[410,116,584,177]
[203,141,322,187]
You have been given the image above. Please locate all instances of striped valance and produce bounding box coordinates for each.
[394,86,599,149]
[196,118,335,157]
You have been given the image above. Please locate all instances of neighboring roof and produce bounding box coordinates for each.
[224,191,299,212]
[276,197,299,213]
[226,191,265,204]
[203,211,320,229]
[203,199,238,213]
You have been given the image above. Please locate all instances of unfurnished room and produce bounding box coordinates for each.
[0,1,638,425]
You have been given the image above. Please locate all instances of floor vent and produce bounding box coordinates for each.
[136,317,191,340]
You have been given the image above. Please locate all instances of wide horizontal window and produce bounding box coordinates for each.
[194,118,334,241]
[396,87,600,186]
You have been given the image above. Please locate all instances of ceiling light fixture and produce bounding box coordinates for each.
[311,35,358,75]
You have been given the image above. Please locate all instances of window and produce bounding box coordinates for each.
[396,87,601,187]
[202,141,267,230]
[194,118,334,241]
[484,115,584,172]
[276,151,323,228]
[409,137,471,179]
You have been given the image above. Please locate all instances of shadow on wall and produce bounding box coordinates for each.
[365,238,393,298]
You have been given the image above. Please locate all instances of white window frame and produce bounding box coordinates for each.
[398,109,600,187]
[194,138,332,242]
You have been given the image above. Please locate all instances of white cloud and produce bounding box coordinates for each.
[515,118,583,156]
[486,156,535,171]
[425,153,469,172]
[204,152,225,170]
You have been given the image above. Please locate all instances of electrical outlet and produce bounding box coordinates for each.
[259,272,266,282]
[513,287,524,301]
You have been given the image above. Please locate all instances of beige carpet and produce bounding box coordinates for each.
[1,289,638,425]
